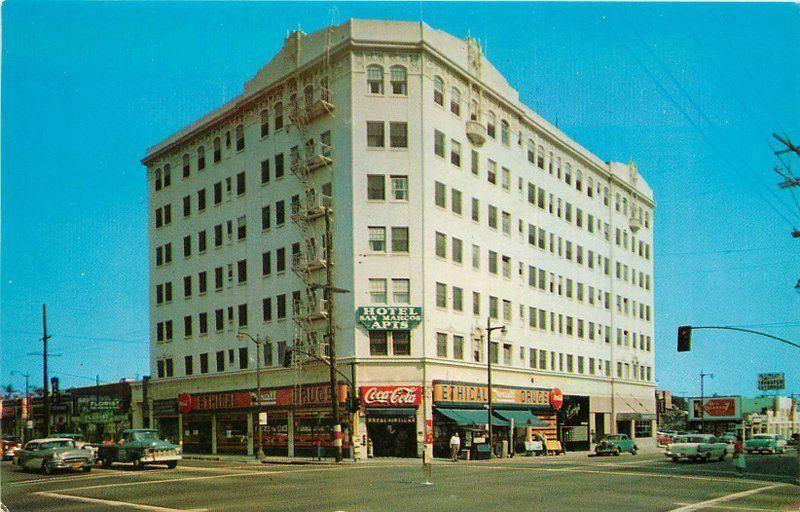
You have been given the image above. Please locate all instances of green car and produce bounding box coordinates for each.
[594,434,638,456]
[746,433,787,454]
[97,429,181,469]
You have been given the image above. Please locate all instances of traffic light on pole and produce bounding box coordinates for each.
[677,326,692,352]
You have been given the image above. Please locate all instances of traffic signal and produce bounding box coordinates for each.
[677,326,692,352]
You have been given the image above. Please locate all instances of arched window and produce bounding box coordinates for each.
[274,101,283,130]
[450,87,461,116]
[367,65,384,94]
[197,146,206,170]
[163,164,171,187]
[433,76,444,106]
[260,109,269,138]
[182,153,190,178]
[470,99,479,121]
[304,85,314,107]
[390,65,407,95]
[154,167,162,191]
[500,119,510,145]
[213,137,221,163]
[235,124,244,151]
[487,111,496,138]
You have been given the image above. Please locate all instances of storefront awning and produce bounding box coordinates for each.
[365,407,416,417]
[436,408,509,427]
[493,409,548,427]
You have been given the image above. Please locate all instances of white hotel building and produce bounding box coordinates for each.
[143,19,656,458]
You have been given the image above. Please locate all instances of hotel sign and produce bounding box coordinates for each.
[432,381,555,408]
[356,306,422,331]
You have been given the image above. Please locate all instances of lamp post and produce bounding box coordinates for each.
[236,331,268,461]
[699,370,713,434]
[485,317,506,458]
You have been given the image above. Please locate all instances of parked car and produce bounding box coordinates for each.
[1,435,22,461]
[657,432,675,446]
[594,434,638,456]
[13,438,94,474]
[58,433,98,459]
[666,434,728,462]
[718,434,737,451]
[746,433,787,454]
[97,429,181,469]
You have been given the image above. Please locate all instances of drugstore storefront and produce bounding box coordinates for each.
[169,382,351,457]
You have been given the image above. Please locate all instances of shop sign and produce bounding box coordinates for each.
[758,373,785,391]
[360,386,422,407]
[549,388,564,410]
[81,399,122,412]
[688,396,742,421]
[177,383,348,414]
[21,397,29,419]
[152,399,178,417]
[355,306,422,331]
[432,381,553,408]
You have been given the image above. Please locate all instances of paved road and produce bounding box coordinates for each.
[1,450,798,511]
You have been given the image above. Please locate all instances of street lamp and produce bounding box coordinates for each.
[485,317,506,458]
[236,331,268,461]
[699,370,714,434]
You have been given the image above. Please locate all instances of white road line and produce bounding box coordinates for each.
[10,471,133,486]
[35,491,208,512]
[666,484,785,512]
[673,504,780,512]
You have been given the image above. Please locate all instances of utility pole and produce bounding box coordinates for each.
[42,304,51,437]
[699,370,713,434]
[324,207,342,463]
[485,318,505,458]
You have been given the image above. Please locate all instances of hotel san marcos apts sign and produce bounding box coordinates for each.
[356,306,422,331]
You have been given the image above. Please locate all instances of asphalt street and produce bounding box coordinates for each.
[1,449,798,512]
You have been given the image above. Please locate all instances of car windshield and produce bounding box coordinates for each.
[752,434,773,439]
[677,436,708,443]
[132,431,161,442]
[607,435,624,440]
[40,440,75,449]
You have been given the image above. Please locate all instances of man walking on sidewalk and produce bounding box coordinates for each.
[449,432,461,462]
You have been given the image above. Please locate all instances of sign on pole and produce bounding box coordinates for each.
[687,396,742,422]
[757,373,785,391]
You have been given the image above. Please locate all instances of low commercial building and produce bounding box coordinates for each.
[143,19,656,457]
[744,396,799,438]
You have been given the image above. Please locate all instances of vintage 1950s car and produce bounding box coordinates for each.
[666,434,728,462]
[594,434,638,456]
[746,433,787,454]
[97,429,181,469]
[13,438,94,474]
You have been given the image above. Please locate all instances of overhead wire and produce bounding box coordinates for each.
[598,11,798,228]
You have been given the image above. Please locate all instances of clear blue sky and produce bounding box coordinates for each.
[3,2,799,398]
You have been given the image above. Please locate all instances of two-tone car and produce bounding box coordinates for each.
[13,438,94,474]
[746,433,787,454]
[594,434,638,456]
[97,429,181,469]
[666,434,728,462]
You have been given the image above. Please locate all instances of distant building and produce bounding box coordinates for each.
[142,19,656,457]
[744,396,799,438]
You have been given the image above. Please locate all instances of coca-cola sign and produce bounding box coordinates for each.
[360,386,422,407]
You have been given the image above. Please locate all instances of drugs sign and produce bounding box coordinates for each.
[356,306,422,331]
[758,373,785,391]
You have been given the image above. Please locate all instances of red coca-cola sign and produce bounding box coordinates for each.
[549,388,564,410]
[178,392,192,414]
[360,386,422,407]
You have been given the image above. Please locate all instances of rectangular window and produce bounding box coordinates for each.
[277,294,287,318]
[262,251,271,276]
[183,235,191,257]
[436,332,448,358]
[369,278,387,303]
[471,150,479,175]
[451,189,462,215]
[261,159,270,184]
[501,167,510,190]
[262,297,272,321]
[453,335,464,360]
[275,153,284,178]
[199,312,208,334]
[367,175,385,200]
[216,351,225,372]
[389,122,408,148]
[183,275,192,297]
[488,250,498,274]
[239,347,248,370]
[472,244,480,269]
[183,315,193,337]
[369,226,386,252]
[237,216,247,240]
[434,130,445,157]
[452,237,463,263]
[390,175,408,201]
[435,232,447,258]
[393,331,410,355]
[452,287,463,311]
[198,271,207,294]
[276,200,285,225]
[236,172,246,195]
[488,205,498,229]
[392,278,410,304]
[391,227,409,253]
[487,160,497,184]
[214,309,223,331]
[489,296,498,319]
[369,330,388,356]
[238,303,248,327]
[214,182,222,204]
[237,259,247,283]
[450,140,461,166]
[501,211,511,234]
[367,121,385,148]
[472,291,481,316]
[471,197,479,222]
[436,282,447,308]
[276,247,286,272]
[434,182,446,208]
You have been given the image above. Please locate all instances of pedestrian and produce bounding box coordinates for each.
[733,435,746,477]
[449,432,461,462]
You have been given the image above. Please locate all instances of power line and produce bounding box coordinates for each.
[659,245,790,257]
[599,12,798,228]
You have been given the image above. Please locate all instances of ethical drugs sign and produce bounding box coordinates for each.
[356,306,422,331]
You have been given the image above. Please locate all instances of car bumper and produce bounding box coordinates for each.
[139,454,182,463]
[46,459,92,470]
[665,451,697,459]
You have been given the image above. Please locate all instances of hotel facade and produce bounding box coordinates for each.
[142,19,656,458]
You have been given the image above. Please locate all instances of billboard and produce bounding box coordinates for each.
[688,396,742,421]
[758,373,785,391]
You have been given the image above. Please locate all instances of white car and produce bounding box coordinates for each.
[666,434,728,462]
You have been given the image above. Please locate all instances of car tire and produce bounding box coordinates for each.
[132,459,143,470]
[613,448,621,456]
[631,446,638,455]
[42,462,52,475]
[102,457,112,468]
[671,456,679,462]
[166,461,178,469]
[83,466,92,473]
[718,452,725,462]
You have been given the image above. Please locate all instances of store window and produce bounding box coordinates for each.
[634,420,653,438]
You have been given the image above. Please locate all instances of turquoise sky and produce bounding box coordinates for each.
[2,2,799,397]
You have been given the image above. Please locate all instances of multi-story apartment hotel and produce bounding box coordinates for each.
[142,19,656,458]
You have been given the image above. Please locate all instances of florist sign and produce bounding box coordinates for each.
[356,306,422,331]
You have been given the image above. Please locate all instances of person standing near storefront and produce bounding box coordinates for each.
[449,432,461,462]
